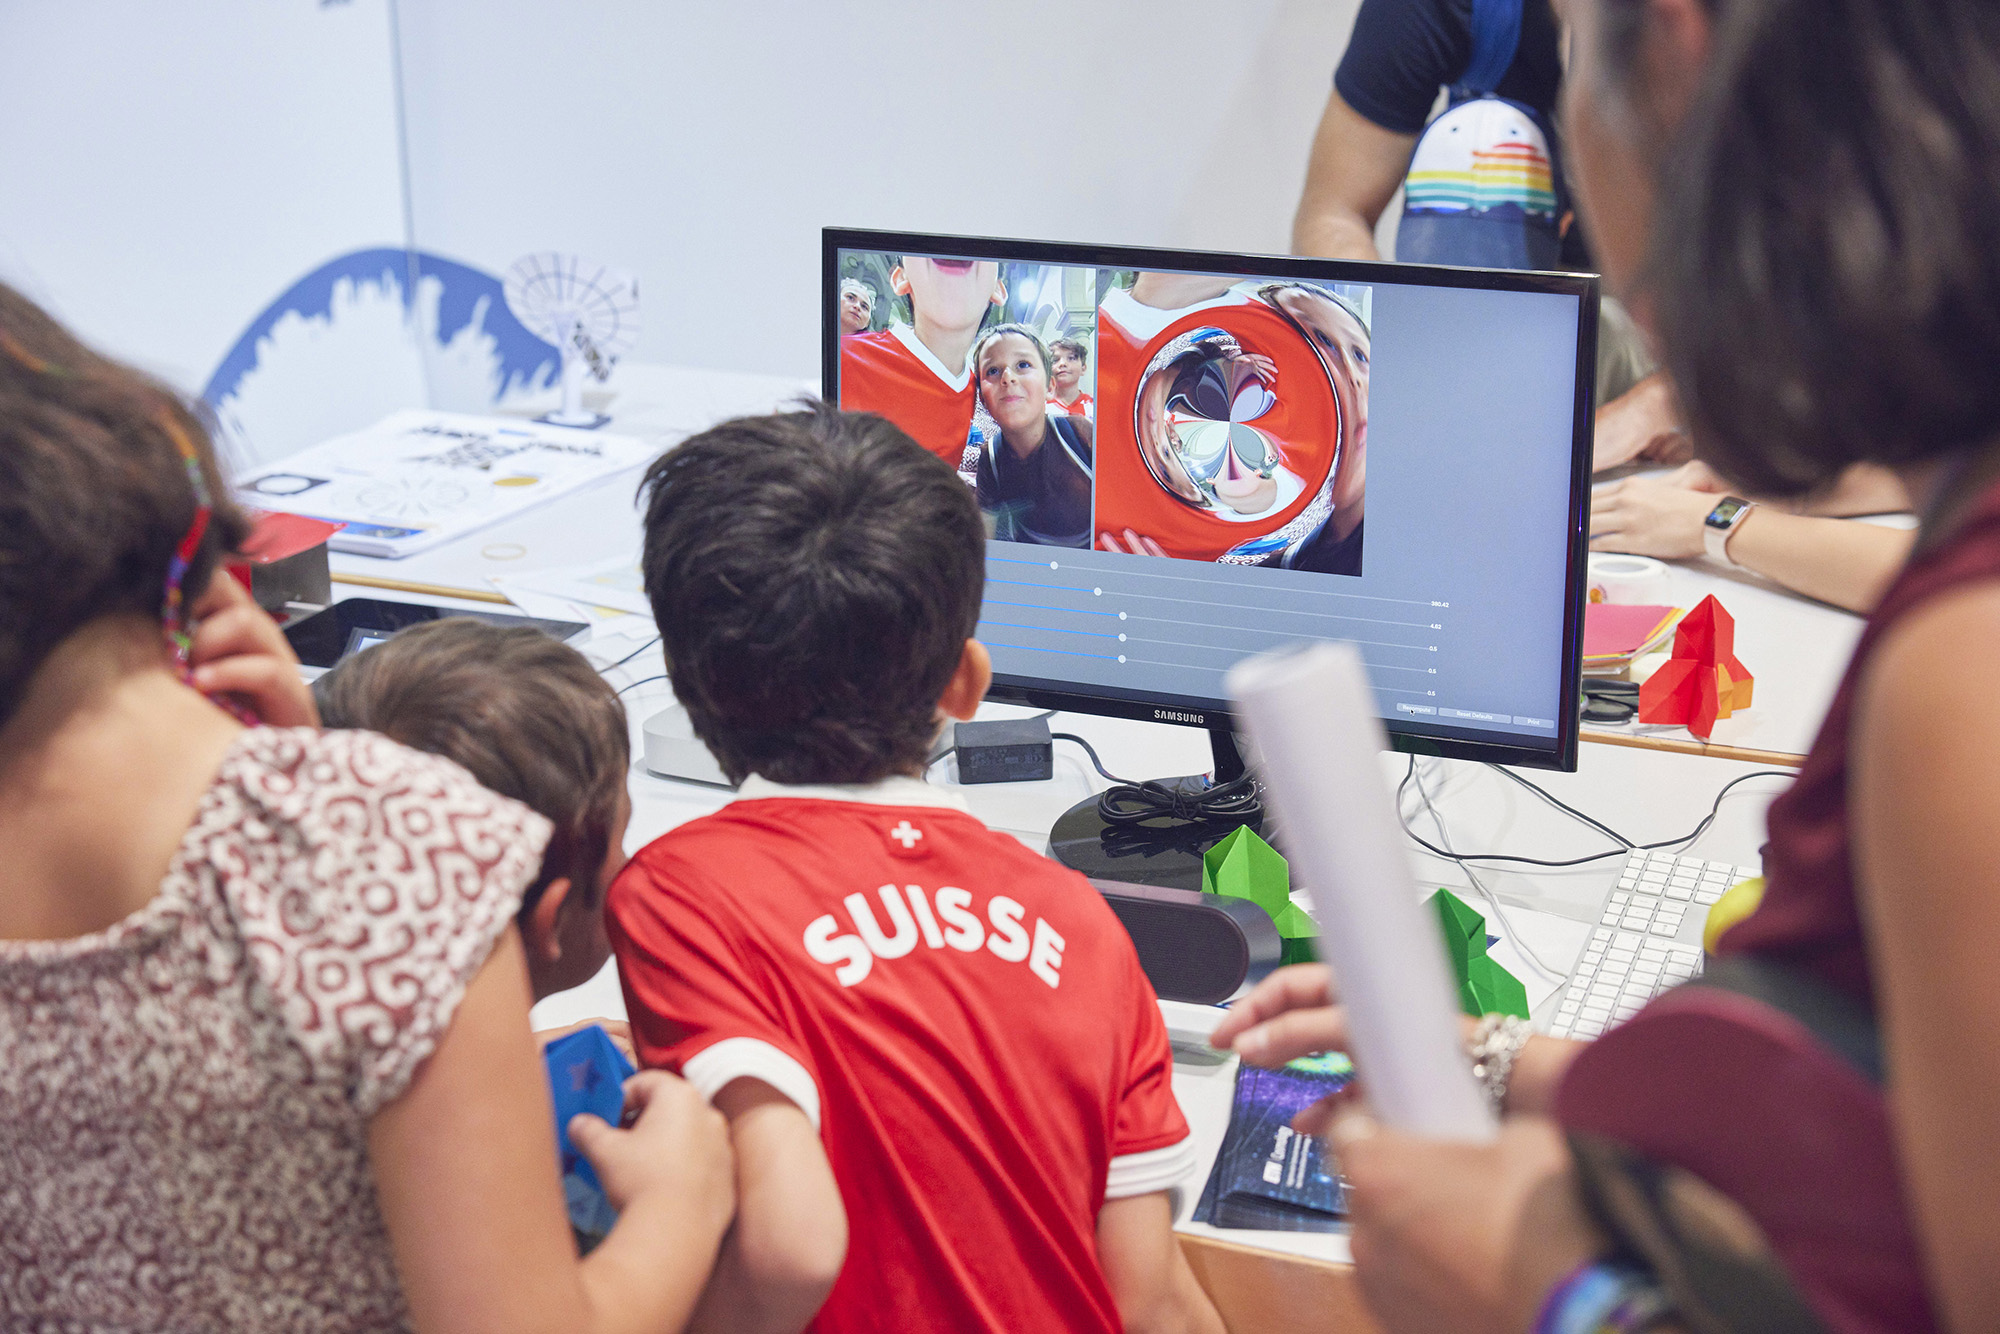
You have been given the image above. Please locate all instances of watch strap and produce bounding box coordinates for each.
[1702,497,1756,563]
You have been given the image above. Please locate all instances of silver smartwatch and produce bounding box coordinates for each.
[1702,495,1757,564]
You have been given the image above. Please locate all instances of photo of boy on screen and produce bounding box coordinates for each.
[837,253,1103,490]
[1092,273,1370,574]
[1048,336,1094,418]
[838,256,1007,472]
[970,323,1094,549]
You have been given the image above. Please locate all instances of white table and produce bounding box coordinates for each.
[316,362,1864,1332]
[1577,553,1862,760]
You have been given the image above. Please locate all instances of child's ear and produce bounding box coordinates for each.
[526,878,574,963]
[890,264,911,297]
[990,278,1008,307]
[938,640,992,722]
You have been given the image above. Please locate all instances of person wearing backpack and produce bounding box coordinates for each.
[1293,0,1673,465]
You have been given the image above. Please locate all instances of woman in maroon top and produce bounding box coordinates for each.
[1215,0,2000,1329]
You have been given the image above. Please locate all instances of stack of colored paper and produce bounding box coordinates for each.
[1581,603,1682,677]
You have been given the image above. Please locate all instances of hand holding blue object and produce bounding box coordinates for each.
[543,1024,636,1250]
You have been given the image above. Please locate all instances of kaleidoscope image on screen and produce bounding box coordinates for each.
[1096,278,1370,572]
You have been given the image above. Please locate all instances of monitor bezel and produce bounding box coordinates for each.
[823,226,1596,772]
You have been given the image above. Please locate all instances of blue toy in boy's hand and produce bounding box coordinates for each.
[543,1025,636,1250]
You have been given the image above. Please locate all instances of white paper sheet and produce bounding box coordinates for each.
[493,552,654,619]
[1228,643,1497,1142]
[237,410,657,557]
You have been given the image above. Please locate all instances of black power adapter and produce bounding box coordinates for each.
[952,717,1055,784]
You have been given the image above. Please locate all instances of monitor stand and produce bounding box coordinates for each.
[1046,728,1264,893]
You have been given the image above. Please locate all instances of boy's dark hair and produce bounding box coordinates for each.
[1049,335,1090,367]
[0,282,249,732]
[315,618,630,920]
[638,401,985,786]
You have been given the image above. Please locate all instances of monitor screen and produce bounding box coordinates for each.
[824,229,1595,770]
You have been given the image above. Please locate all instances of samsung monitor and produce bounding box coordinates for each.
[823,228,1595,777]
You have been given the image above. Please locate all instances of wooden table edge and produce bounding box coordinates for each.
[1177,1231,1383,1334]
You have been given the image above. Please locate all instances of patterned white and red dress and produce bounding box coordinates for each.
[0,727,549,1331]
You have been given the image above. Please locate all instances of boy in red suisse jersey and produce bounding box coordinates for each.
[838,255,1005,475]
[612,403,1222,1334]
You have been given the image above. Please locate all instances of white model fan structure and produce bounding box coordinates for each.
[504,252,640,429]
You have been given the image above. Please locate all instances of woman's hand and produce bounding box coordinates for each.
[1662,459,1727,494]
[1212,964,1356,1134]
[187,570,319,727]
[1589,476,1718,559]
[1211,962,1342,1064]
[570,1069,734,1229]
[1591,373,1690,472]
[1214,963,1585,1121]
[1333,1109,1607,1334]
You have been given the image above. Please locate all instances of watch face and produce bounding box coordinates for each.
[1706,497,1749,529]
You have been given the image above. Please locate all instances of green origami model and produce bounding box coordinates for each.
[1430,887,1530,1019]
[1200,826,1318,966]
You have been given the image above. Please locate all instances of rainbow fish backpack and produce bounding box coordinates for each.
[1395,0,1566,271]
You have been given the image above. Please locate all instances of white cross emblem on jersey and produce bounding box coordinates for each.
[889,820,923,850]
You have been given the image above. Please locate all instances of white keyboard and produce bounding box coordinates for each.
[1545,849,1760,1040]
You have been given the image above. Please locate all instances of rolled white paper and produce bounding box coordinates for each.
[1587,552,1671,605]
[1227,642,1497,1142]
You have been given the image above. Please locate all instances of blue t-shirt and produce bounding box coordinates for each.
[1334,0,1563,134]
[1335,0,1590,268]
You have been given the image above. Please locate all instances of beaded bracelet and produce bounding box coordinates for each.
[1466,1012,1533,1112]
[1533,1259,1673,1334]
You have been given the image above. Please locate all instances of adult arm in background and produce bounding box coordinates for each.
[1853,581,2000,1332]
[1592,372,1691,472]
[1591,472,1915,613]
[1804,463,1913,517]
[1665,458,1912,517]
[369,928,737,1334]
[1291,89,1421,261]
[685,1079,847,1334]
[1095,1193,1226,1334]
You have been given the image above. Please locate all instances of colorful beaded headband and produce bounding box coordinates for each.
[154,412,215,676]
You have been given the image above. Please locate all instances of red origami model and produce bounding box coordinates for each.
[1636,595,1754,740]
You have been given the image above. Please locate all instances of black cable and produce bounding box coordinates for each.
[595,635,661,675]
[1396,755,1791,867]
[1484,763,1634,849]
[1408,757,1566,976]
[615,674,668,696]
[1634,769,1793,853]
[1052,732,1263,826]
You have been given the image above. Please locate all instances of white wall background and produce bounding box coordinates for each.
[2,0,1365,427]
[395,0,1361,380]
[0,0,410,394]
